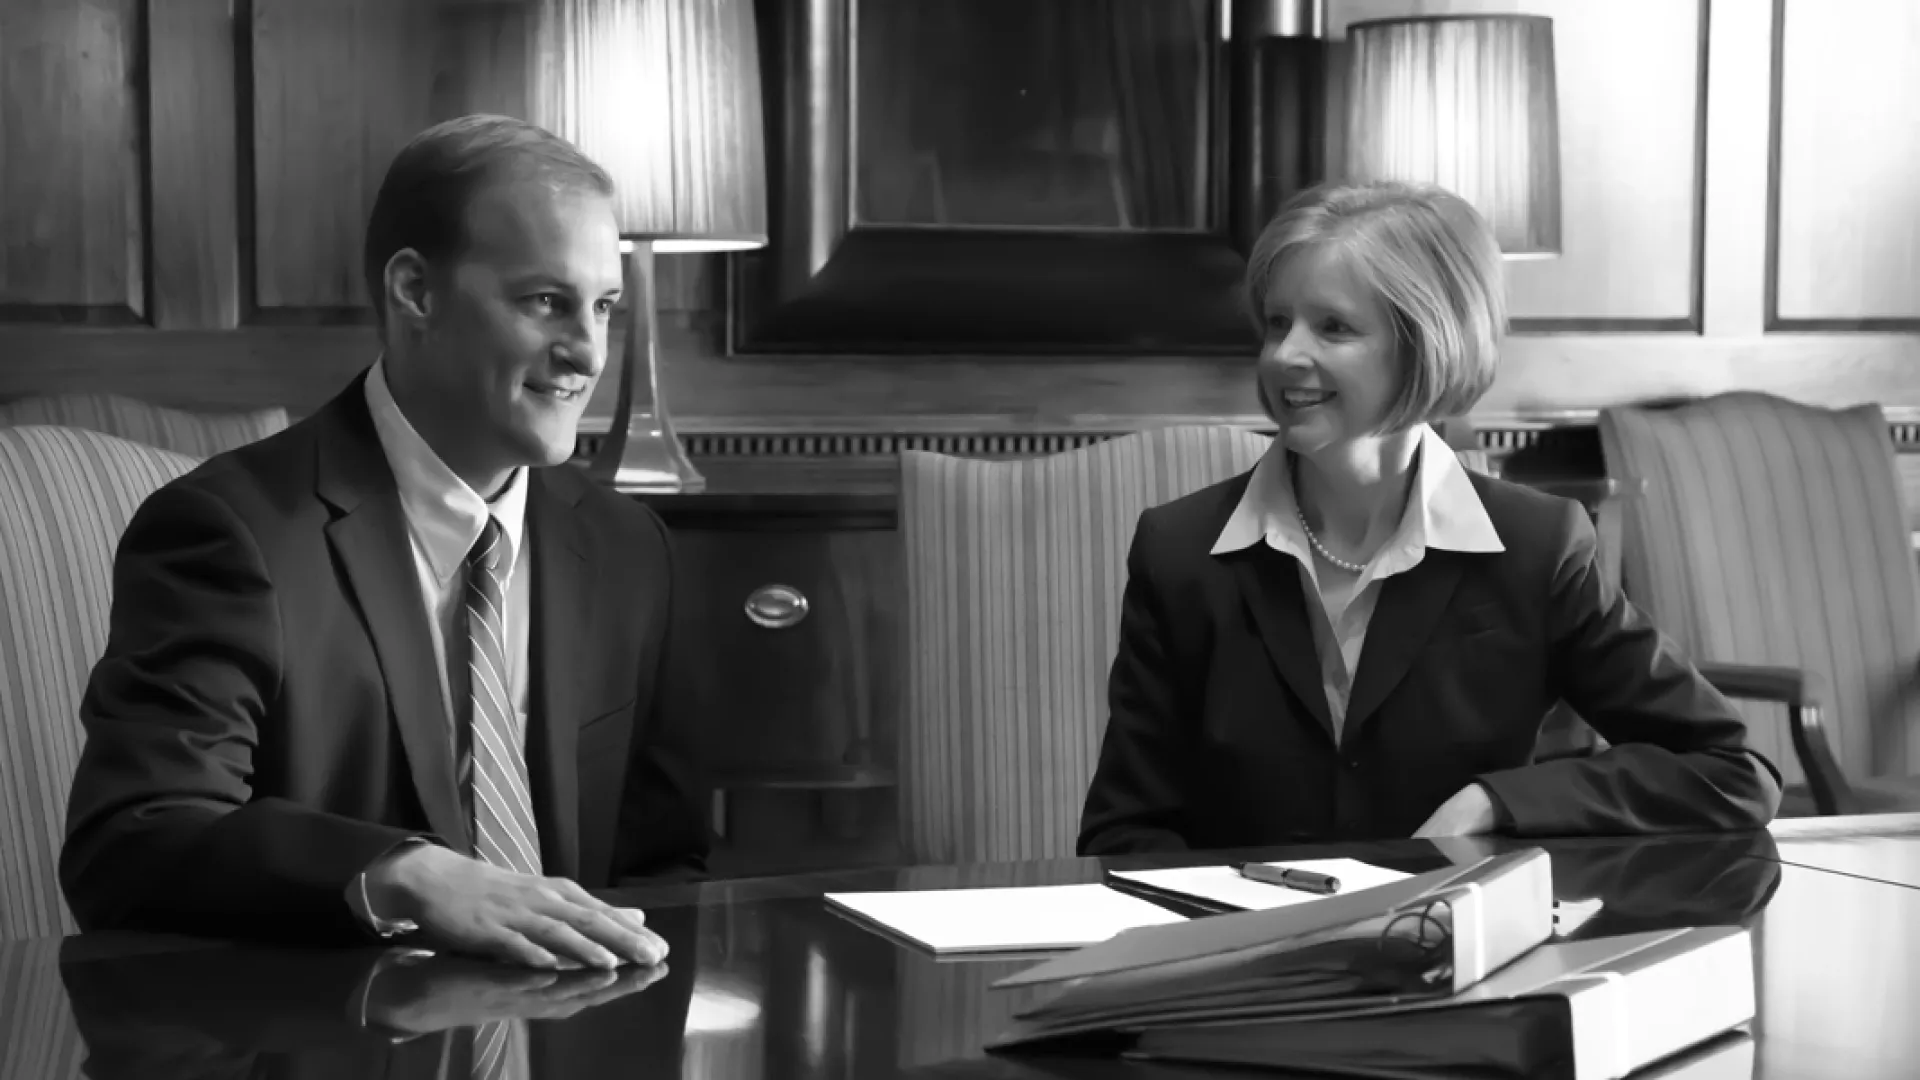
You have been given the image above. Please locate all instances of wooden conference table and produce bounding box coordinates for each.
[5,813,1919,1079]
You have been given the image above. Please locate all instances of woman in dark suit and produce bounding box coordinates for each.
[1078,181,1781,855]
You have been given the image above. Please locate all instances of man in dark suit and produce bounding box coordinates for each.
[61,114,706,970]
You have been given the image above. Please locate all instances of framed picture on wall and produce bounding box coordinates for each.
[730,0,1314,355]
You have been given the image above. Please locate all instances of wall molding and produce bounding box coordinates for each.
[585,417,1920,531]
[575,416,1920,468]
[7,321,1920,433]
[680,432,1130,459]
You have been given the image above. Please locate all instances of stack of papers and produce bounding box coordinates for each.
[824,859,1418,956]
[823,884,1185,955]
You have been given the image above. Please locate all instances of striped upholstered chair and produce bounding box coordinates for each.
[0,937,80,1080]
[1599,392,1920,816]
[0,392,287,458]
[898,425,1273,865]
[0,427,201,939]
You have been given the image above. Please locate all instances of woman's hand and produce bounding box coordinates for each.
[1412,783,1498,837]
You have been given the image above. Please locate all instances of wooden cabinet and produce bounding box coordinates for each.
[639,494,904,876]
[672,527,898,779]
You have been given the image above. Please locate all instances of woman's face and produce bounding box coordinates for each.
[1255,243,1402,457]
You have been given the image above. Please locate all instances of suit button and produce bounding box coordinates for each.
[1344,758,1359,770]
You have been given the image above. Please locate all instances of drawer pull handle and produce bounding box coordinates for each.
[745,584,809,629]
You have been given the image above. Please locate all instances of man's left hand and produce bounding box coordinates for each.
[1412,784,1498,838]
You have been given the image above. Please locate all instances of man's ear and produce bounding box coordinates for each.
[384,249,433,323]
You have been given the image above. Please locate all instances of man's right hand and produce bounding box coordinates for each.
[365,845,668,970]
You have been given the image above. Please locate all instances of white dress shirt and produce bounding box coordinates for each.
[1211,423,1505,739]
[348,359,535,933]
[364,358,532,733]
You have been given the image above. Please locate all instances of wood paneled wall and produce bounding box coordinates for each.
[1327,0,1705,330]
[0,0,144,325]
[249,0,533,319]
[1,0,1918,438]
[1771,0,1920,328]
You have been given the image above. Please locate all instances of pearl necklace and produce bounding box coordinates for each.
[1291,456,1368,574]
[1295,503,1368,573]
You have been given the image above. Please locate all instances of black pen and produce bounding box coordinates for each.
[1235,862,1342,895]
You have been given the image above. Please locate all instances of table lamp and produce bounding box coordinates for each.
[531,0,768,492]
[1345,14,1561,258]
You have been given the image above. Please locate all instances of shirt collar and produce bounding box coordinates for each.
[364,357,529,584]
[1211,423,1503,564]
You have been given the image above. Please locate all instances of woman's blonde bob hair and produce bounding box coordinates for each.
[1244,180,1506,434]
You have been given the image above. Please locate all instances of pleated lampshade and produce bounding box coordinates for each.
[530,0,768,251]
[1345,14,1561,258]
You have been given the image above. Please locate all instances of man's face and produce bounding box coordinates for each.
[412,178,624,487]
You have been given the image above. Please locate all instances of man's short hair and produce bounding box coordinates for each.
[361,114,615,330]
[1244,180,1507,434]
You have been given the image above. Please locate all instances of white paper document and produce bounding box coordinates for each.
[1107,858,1413,912]
[825,884,1187,955]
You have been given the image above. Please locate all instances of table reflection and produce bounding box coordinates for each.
[54,905,699,1080]
[6,827,1918,1079]
[1767,812,1920,889]
[1537,830,1784,939]
[1753,847,1920,1078]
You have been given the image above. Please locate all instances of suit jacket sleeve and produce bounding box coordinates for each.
[1078,512,1198,856]
[61,483,424,942]
[1475,500,1783,835]
[612,507,710,883]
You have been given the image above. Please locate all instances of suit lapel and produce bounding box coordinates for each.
[1343,554,1466,746]
[1233,550,1337,744]
[528,470,587,881]
[316,387,470,854]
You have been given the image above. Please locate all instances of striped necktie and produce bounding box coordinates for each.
[465,519,537,1080]
[465,518,542,877]
[470,1015,530,1080]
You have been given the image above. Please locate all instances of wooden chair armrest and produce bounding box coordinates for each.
[1695,661,1855,817]
[1696,661,1824,707]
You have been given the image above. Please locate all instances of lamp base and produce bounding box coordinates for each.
[581,242,706,495]
[592,424,707,494]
